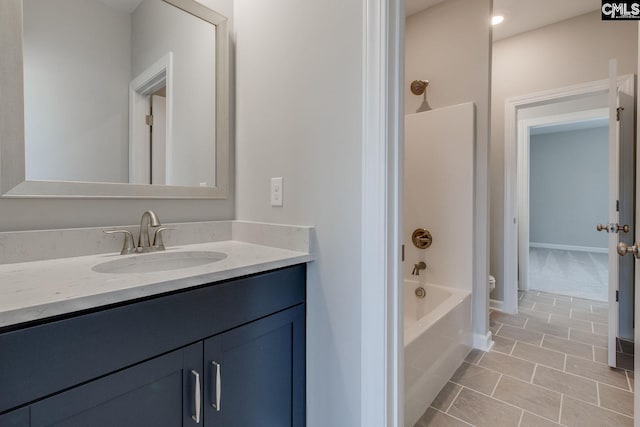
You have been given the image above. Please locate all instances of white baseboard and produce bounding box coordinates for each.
[473,331,494,352]
[529,242,608,254]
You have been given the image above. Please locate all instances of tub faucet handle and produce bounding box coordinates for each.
[412,261,427,276]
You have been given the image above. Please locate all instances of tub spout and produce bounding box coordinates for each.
[412,261,426,276]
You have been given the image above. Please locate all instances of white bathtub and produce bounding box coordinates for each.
[404,281,472,427]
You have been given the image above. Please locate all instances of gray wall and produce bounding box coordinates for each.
[0,0,234,232]
[490,11,637,300]
[530,127,608,249]
[23,0,131,183]
[234,0,364,424]
[405,0,492,342]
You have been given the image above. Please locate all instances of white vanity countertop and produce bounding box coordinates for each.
[0,240,312,329]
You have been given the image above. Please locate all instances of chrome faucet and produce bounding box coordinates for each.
[412,261,426,276]
[103,210,175,255]
[137,210,161,250]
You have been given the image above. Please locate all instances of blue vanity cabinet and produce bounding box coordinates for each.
[29,343,203,427]
[0,265,306,427]
[204,305,305,427]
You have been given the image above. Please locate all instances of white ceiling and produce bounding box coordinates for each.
[406,0,601,41]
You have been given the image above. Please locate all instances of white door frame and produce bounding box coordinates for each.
[503,75,634,314]
[361,0,403,426]
[516,108,609,293]
[129,53,173,185]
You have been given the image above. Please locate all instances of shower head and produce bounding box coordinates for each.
[410,79,429,96]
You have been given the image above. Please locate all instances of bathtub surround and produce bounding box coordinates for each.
[416,290,633,426]
[405,0,493,352]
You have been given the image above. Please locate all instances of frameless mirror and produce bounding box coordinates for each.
[0,0,229,198]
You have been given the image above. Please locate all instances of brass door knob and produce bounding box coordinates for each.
[597,223,630,233]
[412,228,432,249]
[617,224,630,233]
[617,242,640,258]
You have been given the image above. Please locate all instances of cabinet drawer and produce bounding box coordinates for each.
[0,264,305,413]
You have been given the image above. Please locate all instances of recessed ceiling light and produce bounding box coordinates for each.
[491,15,505,26]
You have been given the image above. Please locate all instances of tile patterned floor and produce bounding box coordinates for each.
[415,290,634,427]
[529,248,608,302]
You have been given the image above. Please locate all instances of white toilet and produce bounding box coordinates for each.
[489,274,496,294]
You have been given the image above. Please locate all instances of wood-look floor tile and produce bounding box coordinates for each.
[448,388,522,427]
[478,351,535,382]
[548,314,592,332]
[524,319,568,339]
[489,319,502,335]
[450,363,500,395]
[491,335,516,354]
[492,376,561,421]
[560,396,633,427]
[571,309,608,324]
[431,382,461,412]
[568,329,607,348]
[533,366,597,404]
[521,294,555,305]
[628,371,634,391]
[511,342,565,370]
[414,407,470,427]
[564,356,629,390]
[532,303,571,316]
[538,291,572,302]
[464,349,484,365]
[598,382,634,417]
[592,322,607,335]
[542,335,592,360]
[490,311,527,328]
[520,411,562,427]
[519,308,552,322]
[593,346,607,364]
[497,324,543,346]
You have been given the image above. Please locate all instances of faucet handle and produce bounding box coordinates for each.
[152,227,176,250]
[103,230,136,255]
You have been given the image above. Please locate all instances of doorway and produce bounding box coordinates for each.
[502,74,636,368]
[520,108,609,302]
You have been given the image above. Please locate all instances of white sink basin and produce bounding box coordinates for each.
[92,251,227,274]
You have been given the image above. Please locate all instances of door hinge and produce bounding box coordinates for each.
[616,200,620,212]
[145,114,154,126]
[616,290,619,302]
[617,107,624,121]
[402,244,405,262]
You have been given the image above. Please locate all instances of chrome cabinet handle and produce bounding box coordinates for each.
[211,361,221,411]
[191,370,201,423]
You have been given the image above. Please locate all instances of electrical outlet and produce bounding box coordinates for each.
[270,177,283,207]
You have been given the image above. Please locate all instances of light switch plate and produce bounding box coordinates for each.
[270,177,284,206]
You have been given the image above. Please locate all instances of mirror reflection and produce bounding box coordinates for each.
[23,0,217,187]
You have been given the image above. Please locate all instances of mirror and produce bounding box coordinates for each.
[0,0,229,198]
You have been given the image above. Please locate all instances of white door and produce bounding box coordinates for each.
[151,95,166,185]
[606,60,635,368]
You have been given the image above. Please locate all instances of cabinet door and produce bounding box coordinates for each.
[204,305,305,427]
[0,407,28,427]
[29,343,203,427]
